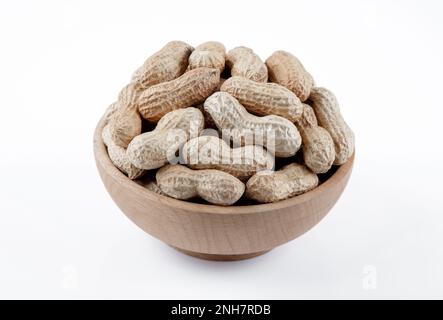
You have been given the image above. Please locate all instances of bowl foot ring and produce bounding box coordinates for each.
[172,246,270,261]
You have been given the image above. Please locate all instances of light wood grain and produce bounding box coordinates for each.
[94,116,354,261]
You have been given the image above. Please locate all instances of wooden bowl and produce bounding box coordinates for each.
[94,117,354,261]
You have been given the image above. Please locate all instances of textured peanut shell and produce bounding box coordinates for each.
[246,163,318,203]
[103,102,119,125]
[102,125,145,179]
[118,82,140,107]
[156,165,245,206]
[132,41,193,89]
[127,108,204,170]
[295,105,335,173]
[108,108,141,148]
[188,41,226,72]
[182,135,274,181]
[204,92,301,157]
[221,76,303,121]
[107,83,143,148]
[194,41,226,56]
[104,81,141,126]
[308,87,355,165]
[138,67,220,122]
[226,47,268,82]
[266,50,314,102]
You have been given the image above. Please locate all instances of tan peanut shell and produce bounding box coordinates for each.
[295,104,335,173]
[226,46,268,82]
[102,125,145,179]
[127,107,204,170]
[108,108,141,148]
[103,102,119,125]
[156,164,245,205]
[204,92,301,157]
[308,87,355,165]
[132,41,193,89]
[137,67,220,122]
[188,41,226,72]
[107,83,142,148]
[246,163,318,203]
[101,41,356,207]
[182,135,274,181]
[221,76,303,121]
[194,41,226,56]
[266,50,314,102]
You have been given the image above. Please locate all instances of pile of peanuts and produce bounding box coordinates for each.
[102,41,354,206]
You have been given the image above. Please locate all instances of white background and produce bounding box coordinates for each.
[1,0,442,299]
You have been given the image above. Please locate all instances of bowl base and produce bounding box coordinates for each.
[172,247,270,261]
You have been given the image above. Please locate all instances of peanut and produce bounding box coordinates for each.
[308,87,355,165]
[103,102,119,125]
[226,46,268,82]
[102,125,145,179]
[127,107,204,170]
[266,50,314,102]
[182,135,274,180]
[156,164,245,205]
[132,41,193,89]
[137,67,220,122]
[246,163,318,203]
[295,104,335,173]
[188,41,226,72]
[108,83,142,148]
[100,41,356,206]
[220,76,303,121]
[195,41,226,56]
[204,92,301,157]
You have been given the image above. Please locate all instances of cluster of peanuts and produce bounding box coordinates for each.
[102,41,354,206]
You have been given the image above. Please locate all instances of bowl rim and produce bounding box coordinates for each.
[94,115,354,215]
